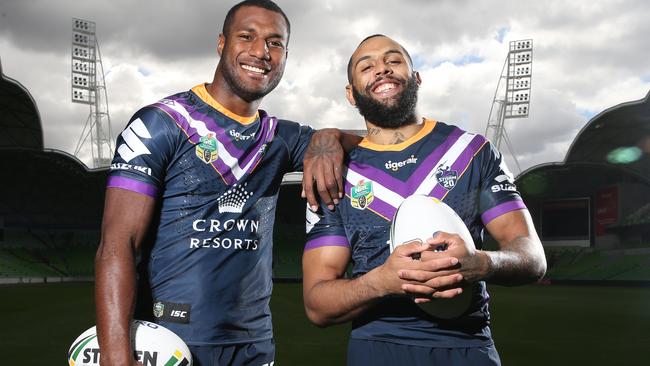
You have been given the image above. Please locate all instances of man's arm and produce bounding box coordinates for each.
[95,188,156,366]
[302,128,362,211]
[302,242,461,327]
[476,208,547,285]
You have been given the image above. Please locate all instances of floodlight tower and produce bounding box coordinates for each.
[485,39,533,173]
[71,18,114,168]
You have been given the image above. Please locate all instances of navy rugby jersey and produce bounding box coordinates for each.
[107,84,313,345]
[305,120,526,348]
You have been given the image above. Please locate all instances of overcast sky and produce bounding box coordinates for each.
[1,0,649,173]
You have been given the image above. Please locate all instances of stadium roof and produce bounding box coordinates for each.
[0,58,43,149]
[565,90,650,181]
[519,90,650,182]
[0,148,107,230]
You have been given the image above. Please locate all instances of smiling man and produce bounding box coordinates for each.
[94,1,354,366]
[302,35,547,366]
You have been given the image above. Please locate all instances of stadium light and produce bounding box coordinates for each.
[485,39,534,173]
[71,18,114,168]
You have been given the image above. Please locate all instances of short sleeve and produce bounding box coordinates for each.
[478,142,527,225]
[107,107,177,198]
[305,200,350,252]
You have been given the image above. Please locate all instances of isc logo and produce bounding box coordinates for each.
[171,310,187,318]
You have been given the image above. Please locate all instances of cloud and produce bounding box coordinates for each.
[1,0,649,171]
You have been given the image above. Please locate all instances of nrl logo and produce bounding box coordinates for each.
[435,165,458,190]
[350,180,374,210]
[196,133,218,164]
[153,302,164,318]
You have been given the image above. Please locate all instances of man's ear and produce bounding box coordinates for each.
[414,71,422,85]
[217,34,225,56]
[345,85,356,106]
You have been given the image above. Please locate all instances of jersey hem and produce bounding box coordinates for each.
[350,335,494,349]
[185,335,273,347]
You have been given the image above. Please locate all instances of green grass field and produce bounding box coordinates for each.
[1,282,649,365]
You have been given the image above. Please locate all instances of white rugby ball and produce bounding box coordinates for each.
[68,320,192,366]
[390,195,475,319]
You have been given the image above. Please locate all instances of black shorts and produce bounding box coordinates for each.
[189,339,275,366]
[347,339,501,366]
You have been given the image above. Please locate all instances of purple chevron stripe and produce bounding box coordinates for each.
[172,101,274,170]
[155,101,238,184]
[450,134,487,173]
[428,134,487,197]
[345,127,465,197]
[174,99,242,155]
[367,196,399,220]
[430,184,449,200]
[305,235,350,251]
[407,127,465,185]
[153,102,201,144]
[481,199,527,224]
[153,102,276,185]
[238,111,276,169]
[107,176,158,198]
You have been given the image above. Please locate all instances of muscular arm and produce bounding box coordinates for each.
[302,242,459,327]
[454,209,547,285]
[95,188,155,366]
[302,129,363,211]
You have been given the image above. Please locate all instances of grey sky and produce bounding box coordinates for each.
[1,0,649,172]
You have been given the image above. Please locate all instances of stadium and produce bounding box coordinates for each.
[1,57,649,365]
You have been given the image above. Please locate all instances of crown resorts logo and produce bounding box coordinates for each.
[196,133,218,164]
[350,180,374,210]
[217,182,253,213]
[435,165,458,190]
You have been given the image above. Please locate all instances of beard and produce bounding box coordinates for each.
[352,74,419,129]
[220,49,284,103]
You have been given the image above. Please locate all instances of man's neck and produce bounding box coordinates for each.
[365,117,424,145]
[206,69,261,117]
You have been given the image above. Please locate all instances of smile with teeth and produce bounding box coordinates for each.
[242,64,267,74]
[373,83,397,93]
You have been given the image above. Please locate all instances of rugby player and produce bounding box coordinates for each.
[95,1,358,365]
[302,35,547,365]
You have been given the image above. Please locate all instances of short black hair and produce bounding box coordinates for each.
[222,0,291,41]
[347,34,414,83]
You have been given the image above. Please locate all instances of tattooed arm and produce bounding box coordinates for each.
[302,129,362,211]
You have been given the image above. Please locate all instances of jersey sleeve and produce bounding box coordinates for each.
[107,106,177,198]
[276,119,315,172]
[305,201,350,252]
[478,141,527,225]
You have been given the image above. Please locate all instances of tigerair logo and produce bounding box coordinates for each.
[384,155,418,171]
[229,129,256,141]
[117,118,152,163]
